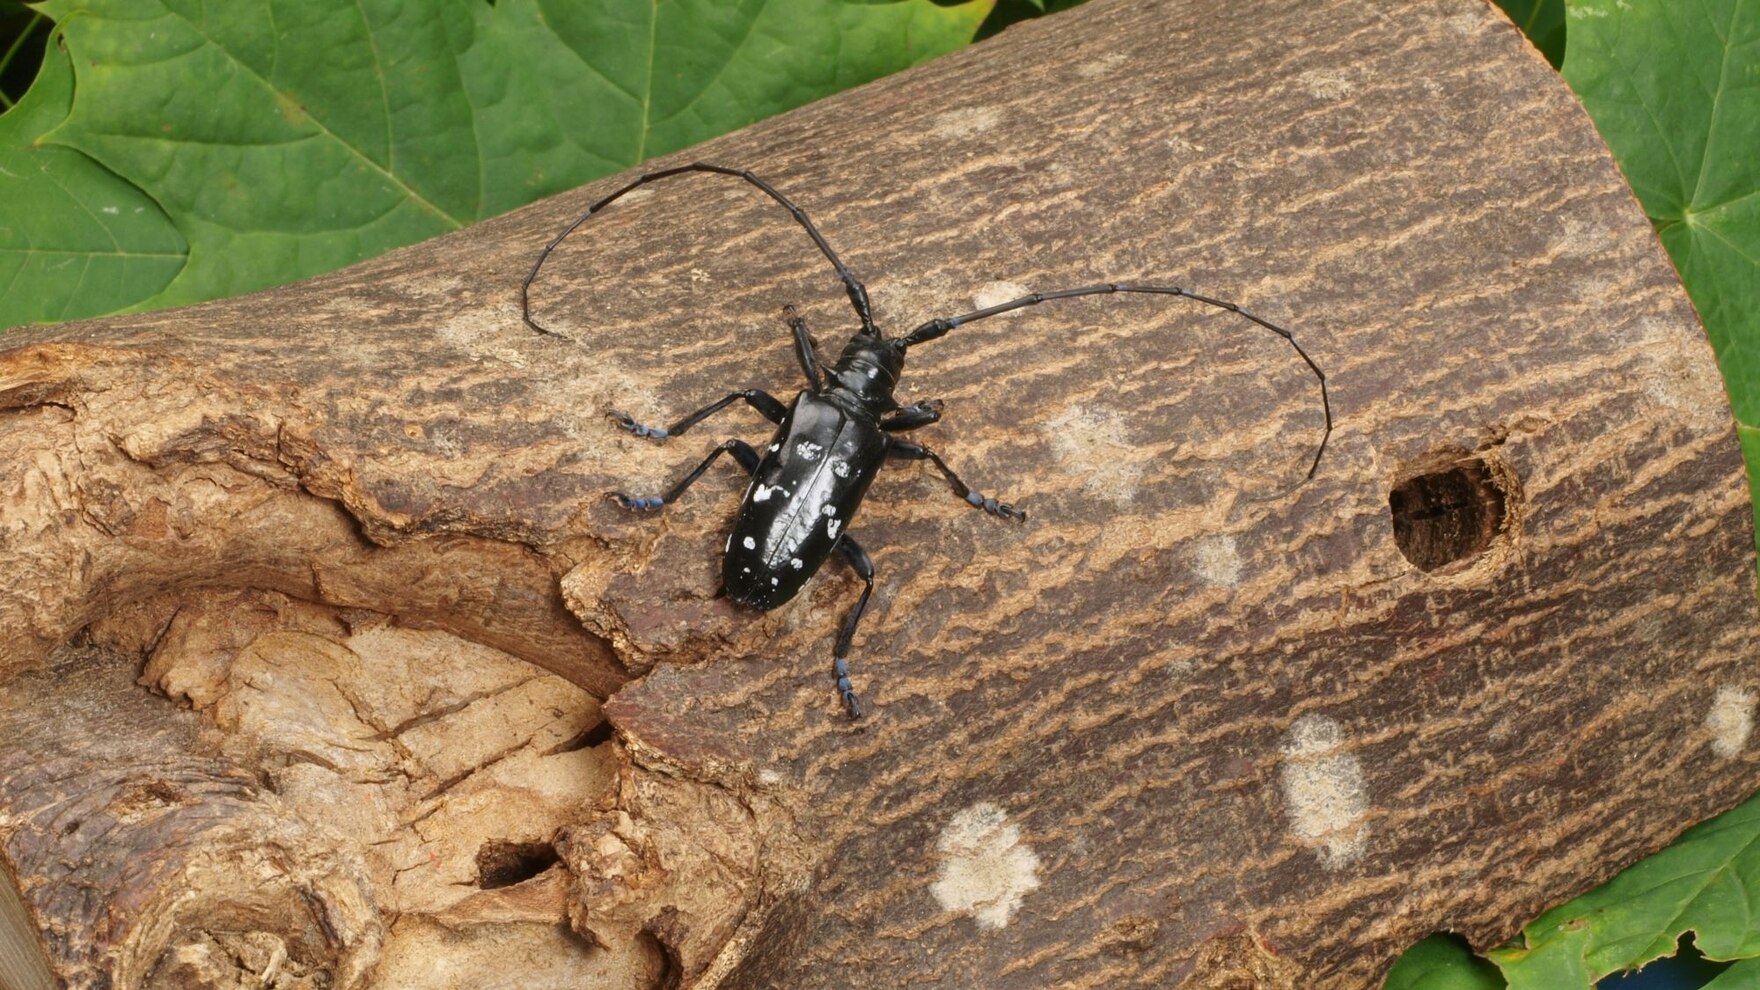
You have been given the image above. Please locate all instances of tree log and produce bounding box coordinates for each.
[3,0,1758,987]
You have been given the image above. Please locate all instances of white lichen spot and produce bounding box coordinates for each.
[742,536,756,550]
[689,267,712,283]
[1297,68,1353,100]
[1074,53,1128,78]
[930,803,1040,929]
[1707,687,1755,758]
[973,281,1032,312]
[1279,715,1369,868]
[796,440,824,461]
[827,519,841,539]
[930,107,1002,140]
[1044,405,1143,506]
[1190,534,1243,586]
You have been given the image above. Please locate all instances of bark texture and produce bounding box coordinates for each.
[3,0,1758,986]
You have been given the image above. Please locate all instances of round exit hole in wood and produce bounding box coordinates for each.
[1389,454,1512,571]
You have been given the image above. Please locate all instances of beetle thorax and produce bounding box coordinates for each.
[827,336,904,407]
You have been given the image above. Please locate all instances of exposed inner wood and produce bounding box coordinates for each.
[2,0,1757,987]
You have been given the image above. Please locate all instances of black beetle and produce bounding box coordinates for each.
[521,163,1331,718]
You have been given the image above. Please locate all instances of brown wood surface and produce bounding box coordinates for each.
[3,0,1758,986]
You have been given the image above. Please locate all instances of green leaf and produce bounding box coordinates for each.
[0,35,183,329]
[1383,934,1506,990]
[1489,791,1760,988]
[1493,0,1565,67]
[1561,0,1760,504]
[7,0,991,322]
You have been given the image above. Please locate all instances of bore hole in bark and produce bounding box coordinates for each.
[475,840,560,889]
[1389,456,1508,571]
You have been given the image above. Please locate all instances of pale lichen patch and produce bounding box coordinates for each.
[1044,405,1143,506]
[930,802,1041,929]
[1707,686,1755,759]
[1190,534,1243,586]
[1279,715,1369,868]
[973,281,1032,311]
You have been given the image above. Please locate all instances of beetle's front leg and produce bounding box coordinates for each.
[879,400,944,432]
[609,439,761,509]
[609,389,787,440]
[888,439,1027,521]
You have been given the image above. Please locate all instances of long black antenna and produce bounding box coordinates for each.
[521,163,876,338]
[899,282,1332,483]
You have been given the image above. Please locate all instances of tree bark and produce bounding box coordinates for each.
[3,0,1758,987]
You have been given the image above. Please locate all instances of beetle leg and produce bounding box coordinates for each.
[831,535,876,719]
[608,439,761,509]
[888,440,1027,521]
[783,306,825,390]
[609,390,787,440]
[879,399,945,432]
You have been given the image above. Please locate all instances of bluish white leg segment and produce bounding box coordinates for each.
[888,440,1027,521]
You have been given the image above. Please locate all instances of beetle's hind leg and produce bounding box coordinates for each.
[831,535,876,719]
[888,440,1027,521]
[610,390,787,440]
[609,438,761,510]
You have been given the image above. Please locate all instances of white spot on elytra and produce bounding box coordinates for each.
[1707,687,1755,758]
[796,440,823,460]
[771,577,779,586]
[1191,534,1242,586]
[754,484,777,502]
[742,536,756,550]
[930,803,1040,929]
[832,460,850,478]
[1279,715,1369,868]
[789,558,803,569]
[827,519,841,539]
[769,443,780,453]
[823,504,837,517]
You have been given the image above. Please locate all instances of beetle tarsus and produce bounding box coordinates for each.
[608,411,670,439]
